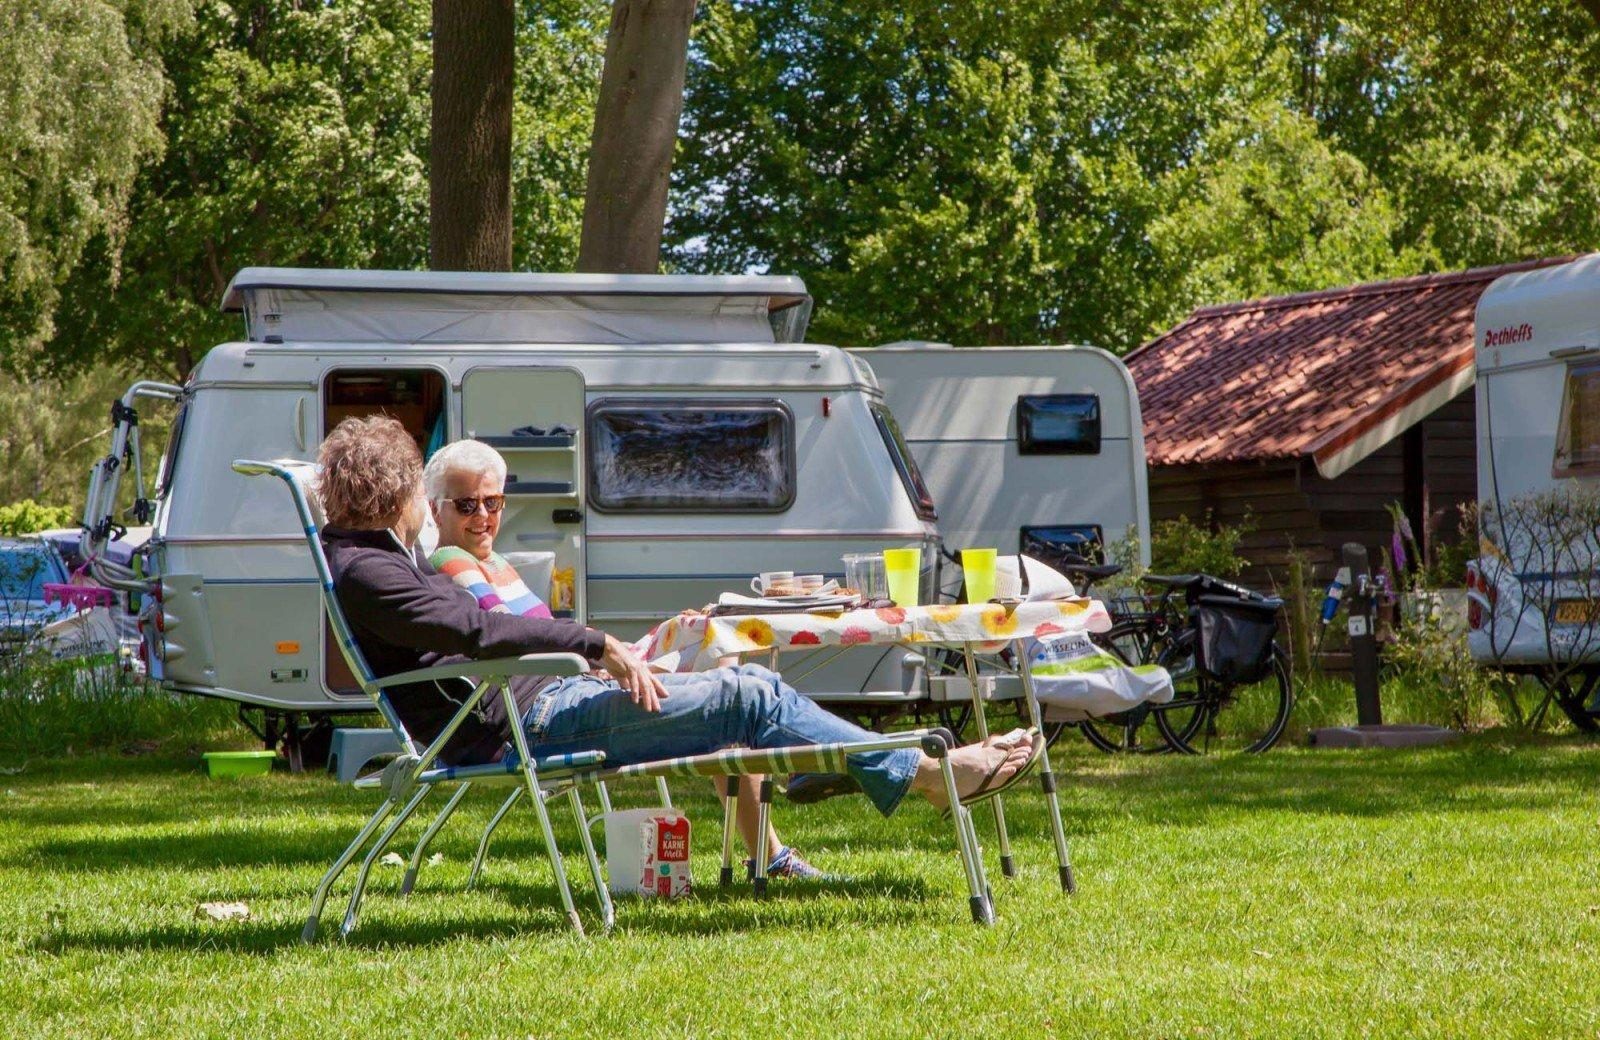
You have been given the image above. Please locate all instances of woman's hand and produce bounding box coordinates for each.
[599,633,669,712]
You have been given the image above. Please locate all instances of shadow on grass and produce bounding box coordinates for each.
[12,733,1597,876]
[31,871,938,953]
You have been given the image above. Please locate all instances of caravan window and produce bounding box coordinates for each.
[1021,525,1106,567]
[1553,360,1600,478]
[1018,394,1101,455]
[322,368,448,459]
[588,399,795,512]
[870,403,937,522]
[156,397,191,497]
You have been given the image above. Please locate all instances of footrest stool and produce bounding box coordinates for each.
[328,727,405,784]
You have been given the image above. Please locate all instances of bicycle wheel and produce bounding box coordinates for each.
[1155,642,1293,754]
[1077,704,1164,752]
[1075,621,1166,752]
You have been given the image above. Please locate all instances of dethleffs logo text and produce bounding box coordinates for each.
[1483,323,1534,347]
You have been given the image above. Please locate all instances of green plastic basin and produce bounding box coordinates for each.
[202,750,277,778]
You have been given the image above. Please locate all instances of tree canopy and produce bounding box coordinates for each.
[0,0,188,371]
[44,0,606,379]
[4,0,1599,380]
[670,0,1600,351]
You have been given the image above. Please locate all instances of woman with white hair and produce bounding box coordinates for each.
[423,438,830,879]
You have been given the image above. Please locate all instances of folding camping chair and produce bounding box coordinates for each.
[234,459,997,940]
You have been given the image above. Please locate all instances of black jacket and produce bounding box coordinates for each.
[322,526,606,765]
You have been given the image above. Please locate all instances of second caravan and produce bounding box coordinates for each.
[858,343,1151,588]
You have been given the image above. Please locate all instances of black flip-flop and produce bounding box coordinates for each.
[941,729,1044,819]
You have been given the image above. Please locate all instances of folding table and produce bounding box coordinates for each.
[642,598,1115,892]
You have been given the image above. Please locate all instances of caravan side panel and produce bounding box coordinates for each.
[153,380,336,708]
[862,345,1150,565]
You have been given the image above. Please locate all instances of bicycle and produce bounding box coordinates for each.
[1052,561,1294,754]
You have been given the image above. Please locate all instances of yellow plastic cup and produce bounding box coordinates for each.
[961,548,998,603]
[883,547,922,607]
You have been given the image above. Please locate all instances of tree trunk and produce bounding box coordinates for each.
[1581,0,1600,29]
[576,0,697,273]
[430,0,514,271]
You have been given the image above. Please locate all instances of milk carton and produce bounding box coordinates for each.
[602,808,692,898]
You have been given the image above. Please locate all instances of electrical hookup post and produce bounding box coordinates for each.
[1309,543,1460,749]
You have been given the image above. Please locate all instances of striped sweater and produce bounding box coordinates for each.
[429,546,554,620]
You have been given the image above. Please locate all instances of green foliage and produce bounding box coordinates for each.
[0,0,189,370]
[673,1,1600,351]
[1383,599,1510,731]
[47,0,434,379]
[0,500,76,536]
[674,0,1298,349]
[1145,106,1425,318]
[512,0,609,271]
[1420,503,1479,591]
[1148,512,1254,579]
[0,363,170,508]
[46,0,608,379]
[6,0,1600,377]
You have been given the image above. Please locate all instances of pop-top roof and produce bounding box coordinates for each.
[1124,257,1573,479]
[219,267,813,345]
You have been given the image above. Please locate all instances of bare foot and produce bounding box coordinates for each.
[913,740,1033,811]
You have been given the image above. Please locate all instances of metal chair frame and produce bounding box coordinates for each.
[235,459,996,940]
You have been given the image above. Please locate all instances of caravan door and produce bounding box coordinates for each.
[460,367,588,622]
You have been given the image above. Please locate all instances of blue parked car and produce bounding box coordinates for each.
[0,537,74,649]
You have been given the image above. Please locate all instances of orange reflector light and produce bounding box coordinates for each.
[275,641,301,655]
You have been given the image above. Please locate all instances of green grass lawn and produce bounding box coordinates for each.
[4,736,1599,1038]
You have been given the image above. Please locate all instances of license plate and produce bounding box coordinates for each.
[1552,599,1600,625]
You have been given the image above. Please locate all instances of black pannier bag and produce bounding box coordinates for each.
[1192,595,1281,685]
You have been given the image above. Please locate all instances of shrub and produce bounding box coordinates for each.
[0,500,76,536]
[1420,502,1478,590]
[1382,604,1509,730]
[1148,511,1253,578]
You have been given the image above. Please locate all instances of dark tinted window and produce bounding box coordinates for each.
[871,403,937,522]
[1018,394,1100,455]
[588,400,795,512]
[157,398,190,496]
[1021,525,1105,567]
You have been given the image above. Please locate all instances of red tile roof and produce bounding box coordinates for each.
[1125,258,1574,474]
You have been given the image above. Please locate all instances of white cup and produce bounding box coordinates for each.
[795,574,826,593]
[752,571,795,595]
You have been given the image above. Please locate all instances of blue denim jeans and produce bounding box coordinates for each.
[525,664,920,816]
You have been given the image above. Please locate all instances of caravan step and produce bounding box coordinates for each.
[327,728,404,784]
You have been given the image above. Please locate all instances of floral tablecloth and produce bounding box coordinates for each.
[638,599,1114,673]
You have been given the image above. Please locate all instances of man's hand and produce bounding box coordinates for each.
[599,633,669,712]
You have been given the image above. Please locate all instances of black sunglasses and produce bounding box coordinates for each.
[449,495,506,516]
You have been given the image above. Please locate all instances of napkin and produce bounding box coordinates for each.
[994,555,1078,601]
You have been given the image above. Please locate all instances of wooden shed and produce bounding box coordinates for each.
[1124,259,1570,588]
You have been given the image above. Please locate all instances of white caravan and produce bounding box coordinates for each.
[1468,254,1600,716]
[857,343,1150,593]
[82,269,940,735]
